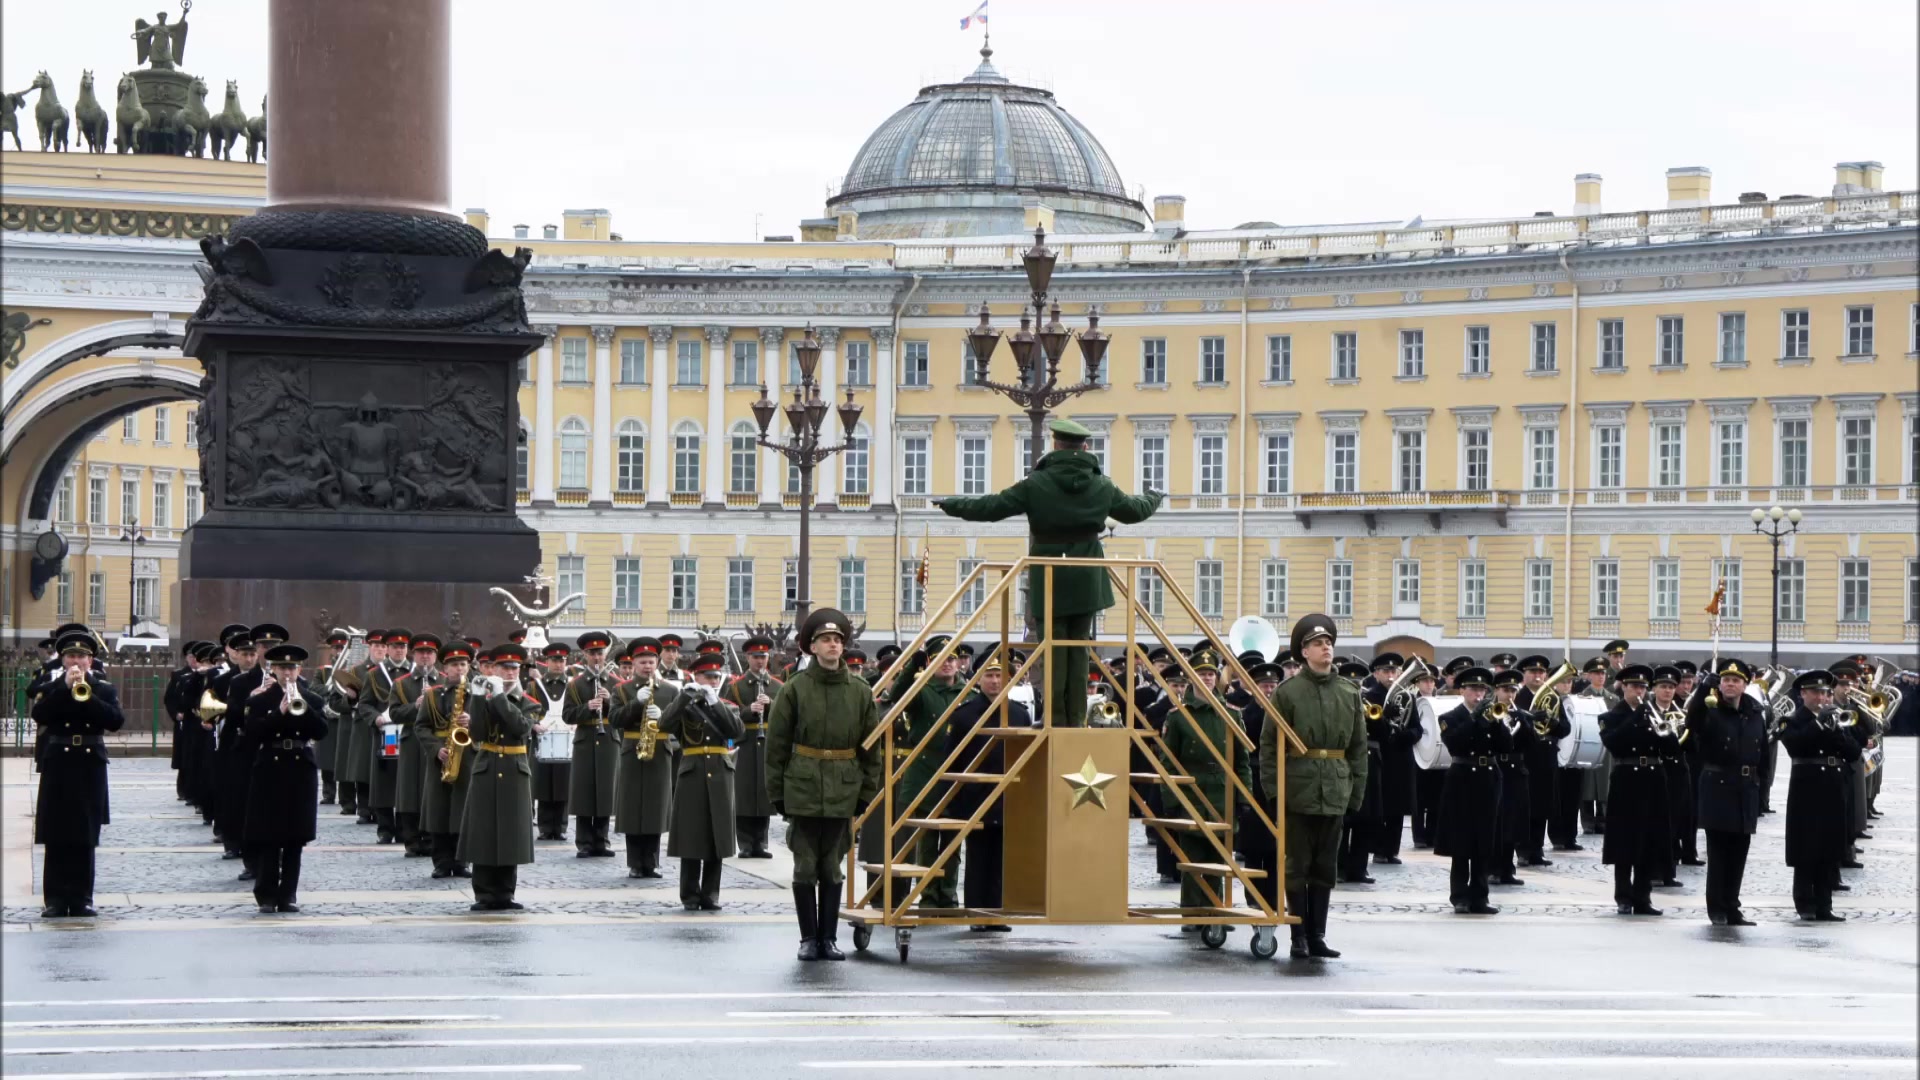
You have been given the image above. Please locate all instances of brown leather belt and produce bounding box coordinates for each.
[796,745,856,761]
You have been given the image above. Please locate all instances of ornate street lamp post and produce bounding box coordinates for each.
[119,516,149,640]
[753,326,863,627]
[966,226,1111,470]
[1751,504,1802,669]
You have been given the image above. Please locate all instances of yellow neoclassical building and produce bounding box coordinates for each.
[3,53,1916,662]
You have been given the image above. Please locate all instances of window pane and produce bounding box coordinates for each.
[1531,323,1557,371]
[1333,333,1357,380]
[901,437,929,495]
[1139,436,1167,492]
[620,339,648,383]
[1466,325,1491,374]
[1463,429,1490,491]
[1398,329,1424,377]
[1266,335,1291,382]
[1141,339,1166,384]
[1783,310,1810,359]
[1461,561,1486,618]
[1263,435,1291,494]
[1262,561,1288,616]
[1331,433,1357,493]
[1719,312,1746,364]
[1658,316,1684,366]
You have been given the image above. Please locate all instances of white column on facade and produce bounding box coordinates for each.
[815,325,840,506]
[532,324,557,504]
[871,325,896,506]
[589,325,614,505]
[647,325,673,505]
[704,325,730,506]
[760,326,785,506]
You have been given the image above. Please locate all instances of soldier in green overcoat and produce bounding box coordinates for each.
[936,417,1163,727]
[311,630,349,805]
[766,607,884,960]
[389,633,443,860]
[332,629,379,820]
[1259,613,1368,960]
[613,637,678,879]
[457,645,537,911]
[880,637,967,908]
[723,636,782,858]
[1161,649,1254,919]
[411,643,478,880]
[562,630,622,857]
[658,652,746,911]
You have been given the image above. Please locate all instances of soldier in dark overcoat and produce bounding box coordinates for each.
[1778,670,1860,921]
[722,636,782,858]
[356,629,413,842]
[1516,656,1569,866]
[242,645,328,913]
[1490,668,1540,886]
[31,631,126,918]
[562,630,622,857]
[943,648,1033,930]
[659,653,746,911]
[311,631,349,805]
[389,634,443,860]
[1434,667,1508,915]
[457,645,538,911]
[410,643,480,879]
[1598,666,1676,915]
[1687,658,1768,926]
[613,638,678,879]
[525,643,573,840]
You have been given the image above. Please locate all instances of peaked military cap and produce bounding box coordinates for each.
[1491,668,1525,688]
[542,641,574,659]
[324,630,350,647]
[576,630,612,651]
[1602,638,1631,656]
[1275,650,1295,666]
[192,641,224,663]
[1793,669,1836,693]
[742,635,774,655]
[386,629,414,646]
[508,628,528,644]
[1443,655,1478,676]
[439,642,474,664]
[55,631,98,657]
[845,649,869,667]
[1615,664,1653,686]
[1289,613,1338,658]
[226,632,256,650]
[658,633,684,649]
[688,653,726,675]
[218,623,251,646]
[875,644,903,663]
[628,636,661,657]
[799,607,852,649]
[1517,654,1551,673]
[1489,652,1519,669]
[1582,657,1610,674]
[1189,648,1222,673]
[1336,659,1370,681]
[1452,666,1493,690]
[695,638,727,655]
[264,644,309,666]
[1828,660,1863,679]
[1673,660,1698,676]
[1248,661,1285,683]
[1712,658,1754,681]
[493,644,528,666]
[409,634,443,654]
[1370,651,1404,672]
[1652,666,1681,686]
[1049,417,1092,440]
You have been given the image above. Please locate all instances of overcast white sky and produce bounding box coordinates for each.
[5,1,1914,241]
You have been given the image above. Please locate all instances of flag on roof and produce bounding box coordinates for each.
[960,1,988,29]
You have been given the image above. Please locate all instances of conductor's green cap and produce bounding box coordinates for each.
[1049,418,1092,439]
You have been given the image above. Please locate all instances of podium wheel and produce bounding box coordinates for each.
[1250,926,1278,959]
[1199,924,1228,949]
[896,926,912,963]
[852,925,873,952]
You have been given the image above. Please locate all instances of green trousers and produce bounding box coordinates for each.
[1286,812,1342,890]
[787,816,853,886]
[1048,613,1095,728]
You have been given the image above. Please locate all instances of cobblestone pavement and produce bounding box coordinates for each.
[6,741,1913,924]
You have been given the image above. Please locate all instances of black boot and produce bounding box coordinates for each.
[817,883,845,961]
[1286,890,1309,959]
[1306,885,1341,958]
[793,884,820,961]
[320,776,336,805]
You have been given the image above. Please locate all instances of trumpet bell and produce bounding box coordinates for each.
[197,688,227,719]
[70,679,92,703]
[286,692,308,715]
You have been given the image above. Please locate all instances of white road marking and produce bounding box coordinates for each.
[1499,1058,1917,1070]
[3,1015,495,1030]
[726,1009,1170,1019]
[1345,1008,1761,1017]
[5,989,1913,1008]
[22,1060,579,1068]
[6,1032,1915,1056]
[803,1061,1336,1070]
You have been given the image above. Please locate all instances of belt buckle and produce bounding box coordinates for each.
[1639,756,1651,767]
[70,734,83,746]
[1476,755,1490,766]
[1740,765,1753,776]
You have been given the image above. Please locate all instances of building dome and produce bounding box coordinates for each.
[828,48,1149,239]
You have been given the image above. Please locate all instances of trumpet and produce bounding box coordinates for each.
[284,675,308,716]
[69,671,92,703]
[1487,699,1520,735]
[1094,697,1123,725]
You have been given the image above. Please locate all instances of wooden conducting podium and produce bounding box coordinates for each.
[843,556,1304,962]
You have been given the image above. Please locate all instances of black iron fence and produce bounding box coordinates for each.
[1,650,177,751]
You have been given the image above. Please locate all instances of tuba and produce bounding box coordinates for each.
[1226,615,1281,664]
[1383,658,1429,731]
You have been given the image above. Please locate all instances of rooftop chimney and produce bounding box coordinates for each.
[562,208,612,241]
[1665,167,1711,209]
[1834,160,1884,195]
[541,224,558,240]
[1153,194,1186,235]
[1573,173,1602,215]
[463,207,489,234]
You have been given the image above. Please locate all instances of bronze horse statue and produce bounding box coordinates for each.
[244,95,266,163]
[1,88,25,151]
[113,73,148,155]
[206,79,247,161]
[74,70,109,154]
[182,76,212,158]
[29,71,68,152]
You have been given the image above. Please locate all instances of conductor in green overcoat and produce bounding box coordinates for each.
[456,645,537,911]
[936,417,1162,727]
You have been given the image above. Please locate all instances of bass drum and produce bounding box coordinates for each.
[1413,695,1462,770]
[1558,696,1607,768]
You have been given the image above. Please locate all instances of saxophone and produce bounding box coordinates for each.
[440,679,473,783]
[634,680,660,761]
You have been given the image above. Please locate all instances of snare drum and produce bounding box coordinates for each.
[379,722,403,759]
[535,728,572,763]
[1414,696,1461,770]
[1557,696,1607,769]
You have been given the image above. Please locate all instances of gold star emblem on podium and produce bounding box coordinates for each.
[1061,755,1117,811]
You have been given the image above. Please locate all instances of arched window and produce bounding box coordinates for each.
[842,423,871,495]
[558,417,589,489]
[514,420,530,491]
[673,421,702,494]
[616,419,646,494]
[729,421,758,494]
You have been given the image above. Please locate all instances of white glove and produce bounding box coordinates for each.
[644,704,662,721]
[701,685,721,705]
